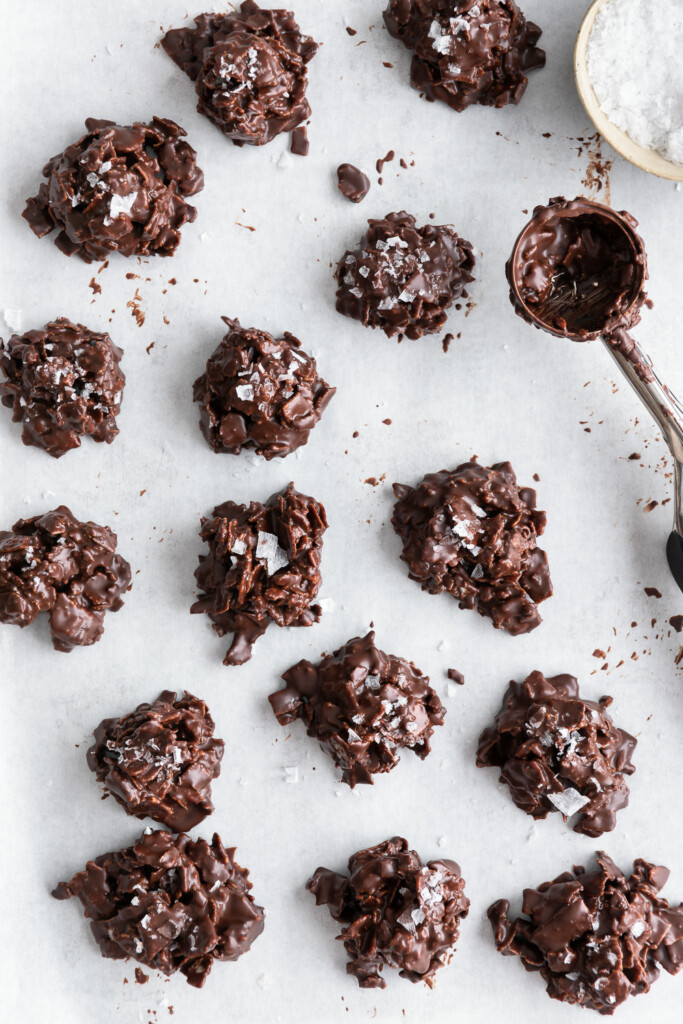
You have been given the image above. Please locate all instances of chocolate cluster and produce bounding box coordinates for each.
[335,211,475,340]
[87,691,224,832]
[269,632,445,786]
[488,852,683,1014]
[53,830,265,988]
[476,671,637,837]
[191,482,327,666]
[384,0,545,113]
[23,117,204,262]
[392,461,552,635]
[162,2,318,147]
[0,505,131,652]
[0,318,125,458]
[308,836,469,988]
[193,316,335,459]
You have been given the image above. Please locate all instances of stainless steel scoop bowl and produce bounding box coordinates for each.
[507,197,683,591]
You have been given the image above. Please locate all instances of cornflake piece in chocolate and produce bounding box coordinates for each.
[488,852,683,1014]
[384,0,545,112]
[0,318,125,458]
[0,505,131,652]
[162,3,318,147]
[191,482,327,666]
[269,631,445,786]
[308,836,469,988]
[52,830,264,988]
[476,671,636,837]
[337,163,371,203]
[193,316,335,459]
[23,117,203,263]
[335,211,475,340]
[87,691,224,832]
[392,461,551,635]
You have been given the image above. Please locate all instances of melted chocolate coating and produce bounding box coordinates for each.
[0,505,131,652]
[488,852,683,1014]
[392,461,552,635]
[0,318,125,458]
[384,0,545,112]
[53,830,265,988]
[193,316,335,459]
[337,164,371,203]
[23,117,204,263]
[162,2,318,147]
[87,691,224,832]
[476,671,637,837]
[191,482,327,666]
[308,836,469,988]
[335,211,475,339]
[269,631,445,786]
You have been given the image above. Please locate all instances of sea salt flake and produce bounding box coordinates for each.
[231,538,247,556]
[104,190,138,225]
[283,765,299,783]
[365,675,381,690]
[4,309,22,332]
[631,920,646,938]
[256,531,289,575]
[411,908,426,926]
[235,384,254,401]
[547,788,590,817]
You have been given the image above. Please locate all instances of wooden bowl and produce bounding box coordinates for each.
[574,0,683,182]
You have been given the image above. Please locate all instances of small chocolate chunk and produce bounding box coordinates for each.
[191,482,327,666]
[384,0,545,112]
[0,318,125,457]
[0,505,131,652]
[162,3,318,147]
[193,316,335,459]
[308,836,469,988]
[488,852,683,1013]
[392,461,551,635]
[87,691,224,832]
[53,830,264,988]
[269,631,445,786]
[23,117,203,263]
[335,211,475,339]
[337,163,370,203]
[476,671,636,836]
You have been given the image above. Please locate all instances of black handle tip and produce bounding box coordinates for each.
[666,532,683,593]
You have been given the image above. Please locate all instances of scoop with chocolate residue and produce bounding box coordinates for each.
[23,117,203,263]
[507,197,683,595]
[384,0,545,113]
[392,461,552,635]
[0,318,124,457]
[488,852,683,1014]
[476,671,636,837]
[268,631,445,786]
[335,211,475,339]
[308,836,469,989]
[161,3,317,148]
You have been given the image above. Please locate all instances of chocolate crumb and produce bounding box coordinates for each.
[337,164,370,203]
[135,968,149,985]
[446,669,464,685]
[669,615,683,632]
[291,126,309,156]
[644,587,663,598]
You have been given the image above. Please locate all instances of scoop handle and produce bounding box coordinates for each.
[602,332,683,583]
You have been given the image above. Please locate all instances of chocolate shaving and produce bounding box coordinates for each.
[53,830,264,988]
[336,163,371,203]
[269,631,445,786]
[0,318,125,457]
[476,671,636,836]
[191,482,327,665]
[308,836,469,988]
[392,461,552,635]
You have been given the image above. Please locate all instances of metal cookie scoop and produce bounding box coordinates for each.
[507,196,683,591]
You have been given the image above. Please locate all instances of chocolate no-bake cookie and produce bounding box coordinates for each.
[0,505,131,651]
[191,482,327,665]
[0,318,125,457]
[23,117,203,262]
[488,852,683,1014]
[53,830,264,988]
[392,461,552,635]
[384,0,545,112]
[335,211,475,339]
[162,2,318,147]
[193,316,335,459]
[269,631,445,786]
[87,691,224,832]
[476,671,636,837]
[308,836,469,988]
